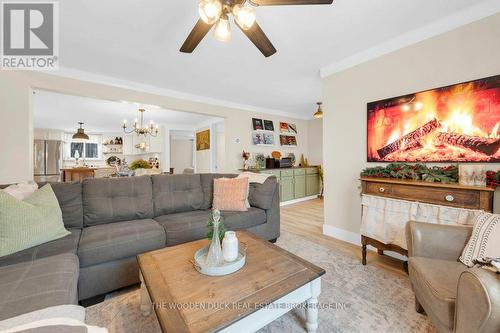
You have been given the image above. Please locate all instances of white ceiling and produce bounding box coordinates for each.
[33,90,219,133]
[57,0,500,118]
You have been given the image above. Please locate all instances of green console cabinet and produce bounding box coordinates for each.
[280,176,294,202]
[259,167,319,203]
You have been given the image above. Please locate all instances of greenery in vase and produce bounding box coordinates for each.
[206,215,227,242]
[360,163,458,183]
[129,159,151,170]
[255,153,265,168]
[486,170,500,187]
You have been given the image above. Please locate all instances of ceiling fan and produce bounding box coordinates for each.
[180,0,334,57]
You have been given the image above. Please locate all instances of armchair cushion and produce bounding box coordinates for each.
[406,221,472,261]
[459,212,500,267]
[409,256,467,330]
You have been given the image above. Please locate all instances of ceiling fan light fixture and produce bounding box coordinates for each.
[313,102,323,119]
[233,4,256,30]
[198,0,222,25]
[213,15,231,42]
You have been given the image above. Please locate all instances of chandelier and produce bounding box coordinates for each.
[122,108,158,137]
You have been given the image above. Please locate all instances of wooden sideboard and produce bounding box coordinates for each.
[360,177,495,266]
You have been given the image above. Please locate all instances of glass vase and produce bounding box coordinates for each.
[206,213,224,266]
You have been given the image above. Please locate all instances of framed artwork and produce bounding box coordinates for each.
[367,74,500,162]
[288,123,297,134]
[264,120,274,131]
[252,118,264,130]
[279,122,289,132]
[264,133,275,145]
[196,129,210,151]
[252,132,264,145]
[280,135,297,146]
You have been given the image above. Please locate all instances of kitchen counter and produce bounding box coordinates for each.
[61,167,97,182]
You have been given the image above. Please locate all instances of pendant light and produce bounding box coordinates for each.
[313,102,323,119]
[72,122,89,141]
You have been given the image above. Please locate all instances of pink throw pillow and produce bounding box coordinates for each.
[213,177,249,211]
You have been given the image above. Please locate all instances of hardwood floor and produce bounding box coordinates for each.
[281,198,407,277]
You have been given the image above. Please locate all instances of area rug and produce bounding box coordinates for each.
[85,231,436,333]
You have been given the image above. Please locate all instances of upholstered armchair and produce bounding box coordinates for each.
[406,221,500,333]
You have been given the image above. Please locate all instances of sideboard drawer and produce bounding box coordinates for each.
[365,182,393,196]
[391,184,480,209]
[293,168,305,176]
[280,169,294,177]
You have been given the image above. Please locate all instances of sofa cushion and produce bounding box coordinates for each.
[155,208,267,246]
[248,177,278,210]
[409,257,467,330]
[78,219,166,267]
[50,182,84,229]
[0,253,79,321]
[200,174,237,209]
[83,177,154,226]
[152,174,204,216]
[0,229,81,267]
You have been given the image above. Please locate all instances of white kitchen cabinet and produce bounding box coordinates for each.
[148,130,163,153]
[122,134,135,155]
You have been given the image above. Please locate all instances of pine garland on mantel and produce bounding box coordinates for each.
[360,163,459,183]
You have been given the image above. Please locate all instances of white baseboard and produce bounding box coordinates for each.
[280,195,318,207]
[322,224,407,261]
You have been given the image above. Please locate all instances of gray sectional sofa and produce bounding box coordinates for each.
[0,173,279,321]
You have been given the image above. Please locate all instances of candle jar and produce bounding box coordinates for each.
[222,231,239,262]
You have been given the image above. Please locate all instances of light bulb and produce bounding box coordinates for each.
[233,4,256,30]
[213,16,231,42]
[198,0,222,25]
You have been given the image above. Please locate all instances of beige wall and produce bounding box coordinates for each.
[307,119,323,166]
[322,13,500,237]
[0,71,313,183]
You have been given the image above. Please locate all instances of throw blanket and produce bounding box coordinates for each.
[476,258,500,274]
[237,172,272,184]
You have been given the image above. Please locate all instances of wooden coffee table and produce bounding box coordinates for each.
[137,231,325,333]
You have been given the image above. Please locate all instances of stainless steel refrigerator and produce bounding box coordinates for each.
[34,140,62,182]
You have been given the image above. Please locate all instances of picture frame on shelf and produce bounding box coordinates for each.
[263,120,274,131]
[252,118,264,130]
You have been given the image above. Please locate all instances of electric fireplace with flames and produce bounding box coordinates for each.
[367,75,500,163]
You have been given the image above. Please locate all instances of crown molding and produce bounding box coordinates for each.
[43,67,311,120]
[320,0,500,78]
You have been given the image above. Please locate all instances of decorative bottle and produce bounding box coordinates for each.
[206,210,224,266]
[222,231,239,262]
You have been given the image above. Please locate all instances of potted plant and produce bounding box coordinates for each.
[255,153,265,169]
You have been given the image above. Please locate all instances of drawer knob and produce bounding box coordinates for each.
[445,195,454,202]
[379,187,386,193]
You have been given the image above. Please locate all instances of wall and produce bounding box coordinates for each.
[0,71,312,183]
[322,13,500,240]
[307,119,323,166]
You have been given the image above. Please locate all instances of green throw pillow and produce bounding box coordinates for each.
[0,184,70,257]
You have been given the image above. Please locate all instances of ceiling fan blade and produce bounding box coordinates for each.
[250,0,333,5]
[236,21,277,57]
[180,19,214,53]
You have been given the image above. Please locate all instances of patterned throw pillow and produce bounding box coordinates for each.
[459,212,500,267]
[213,177,249,212]
[0,184,70,257]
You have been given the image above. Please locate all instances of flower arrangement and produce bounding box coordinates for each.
[360,163,458,183]
[129,159,151,170]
